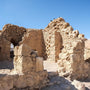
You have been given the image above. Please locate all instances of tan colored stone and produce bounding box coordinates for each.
[36,57,44,72]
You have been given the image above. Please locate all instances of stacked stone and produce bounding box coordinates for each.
[43,17,90,80]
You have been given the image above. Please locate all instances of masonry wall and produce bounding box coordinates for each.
[0,36,10,61]
[43,17,90,80]
[22,30,46,59]
[0,26,48,90]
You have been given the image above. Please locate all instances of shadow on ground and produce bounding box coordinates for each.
[0,60,14,69]
[41,72,77,90]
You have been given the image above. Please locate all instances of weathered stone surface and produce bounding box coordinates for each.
[21,30,46,59]
[36,57,44,72]
[43,17,90,80]
[2,24,26,46]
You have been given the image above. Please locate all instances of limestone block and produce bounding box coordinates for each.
[36,57,44,72]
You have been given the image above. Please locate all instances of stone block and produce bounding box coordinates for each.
[36,57,44,72]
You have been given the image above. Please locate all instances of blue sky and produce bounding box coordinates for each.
[0,0,90,38]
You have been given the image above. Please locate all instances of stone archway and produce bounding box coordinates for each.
[1,24,26,46]
[0,24,26,69]
[0,24,26,61]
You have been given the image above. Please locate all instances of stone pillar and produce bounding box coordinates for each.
[14,44,44,74]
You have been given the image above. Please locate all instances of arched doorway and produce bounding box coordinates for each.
[10,43,14,59]
[0,24,26,69]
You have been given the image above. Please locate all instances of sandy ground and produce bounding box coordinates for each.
[43,60,90,90]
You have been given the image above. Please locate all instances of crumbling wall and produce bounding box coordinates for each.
[0,26,48,90]
[58,40,89,80]
[0,36,10,61]
[12,33,48,89]
[1,24,26,46]
[43,17,90,80]
[0,24,27,61]
[43,27,63,61]
[21,29,46,59]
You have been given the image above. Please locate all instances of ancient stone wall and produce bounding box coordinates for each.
[0,24,27,61]
[0,18,89,90]
[43,17,90,80]
[43,26,63,61]
[1,24,26,46]
[0,36,10,61]
[21,29,46,59]
[0,27,48,90]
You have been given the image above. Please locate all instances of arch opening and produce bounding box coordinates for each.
[10,43,14,59]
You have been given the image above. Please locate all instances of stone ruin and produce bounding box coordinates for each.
[43,18,90,80]
[0,24,48,90]
[0,18,89,90]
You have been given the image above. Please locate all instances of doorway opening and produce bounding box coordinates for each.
[10,43,14,59]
